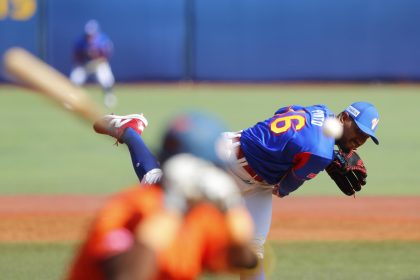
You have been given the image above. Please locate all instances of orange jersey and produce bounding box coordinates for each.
[155,203,233,280]
[67,185,164,280]
[67,187,235,280]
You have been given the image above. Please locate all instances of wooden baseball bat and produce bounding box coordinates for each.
[3,47,104,124]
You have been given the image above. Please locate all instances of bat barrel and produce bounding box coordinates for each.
[3,47,104,124]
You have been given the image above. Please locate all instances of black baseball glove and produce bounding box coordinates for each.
[325,150,367,196]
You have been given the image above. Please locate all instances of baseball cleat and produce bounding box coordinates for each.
[93,114,148,143]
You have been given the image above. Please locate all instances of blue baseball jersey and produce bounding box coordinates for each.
[73,33,113,64]
[240,104,335,196]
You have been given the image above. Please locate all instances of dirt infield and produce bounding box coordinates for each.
[0,195,419,242]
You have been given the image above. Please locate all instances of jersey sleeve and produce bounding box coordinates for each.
[88,200,136,258]
[275,152,331,197]
[87,187,161,259]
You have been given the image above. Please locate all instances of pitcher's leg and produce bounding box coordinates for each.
[93,114,161,184]
[96,61,117,108]
[121,128,161,182]
[70,66,87,86]
[240,188,272,280]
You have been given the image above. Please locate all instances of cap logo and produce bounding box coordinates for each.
[346,105,360,117]
[371,118,379,130]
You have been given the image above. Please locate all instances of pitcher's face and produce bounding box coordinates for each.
[336,112,369,152]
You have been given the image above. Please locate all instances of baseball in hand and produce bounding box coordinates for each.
[322,117,343,139]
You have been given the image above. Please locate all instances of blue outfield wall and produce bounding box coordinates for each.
[0,0,187,82]
[0,0,39,80]
[46,0,186,81]
[194,0,420,81]
[1,0,420,82]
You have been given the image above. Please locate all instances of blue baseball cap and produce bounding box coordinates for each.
[345,102,380,145]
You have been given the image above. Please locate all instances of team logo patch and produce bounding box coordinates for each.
[371,118,379,130]
[346,106,360,117]
[307,173,317,179]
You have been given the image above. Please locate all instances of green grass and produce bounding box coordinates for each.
[0,83,419,195]
[1,241,419,280]
[1,84,419,279]
[268,241,420,280]
[0,243,75,280]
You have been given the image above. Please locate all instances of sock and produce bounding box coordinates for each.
[121,128,160,181]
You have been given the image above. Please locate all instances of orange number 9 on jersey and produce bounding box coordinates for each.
[270,115,306,134]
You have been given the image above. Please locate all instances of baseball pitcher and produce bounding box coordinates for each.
[92,101,380,280]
